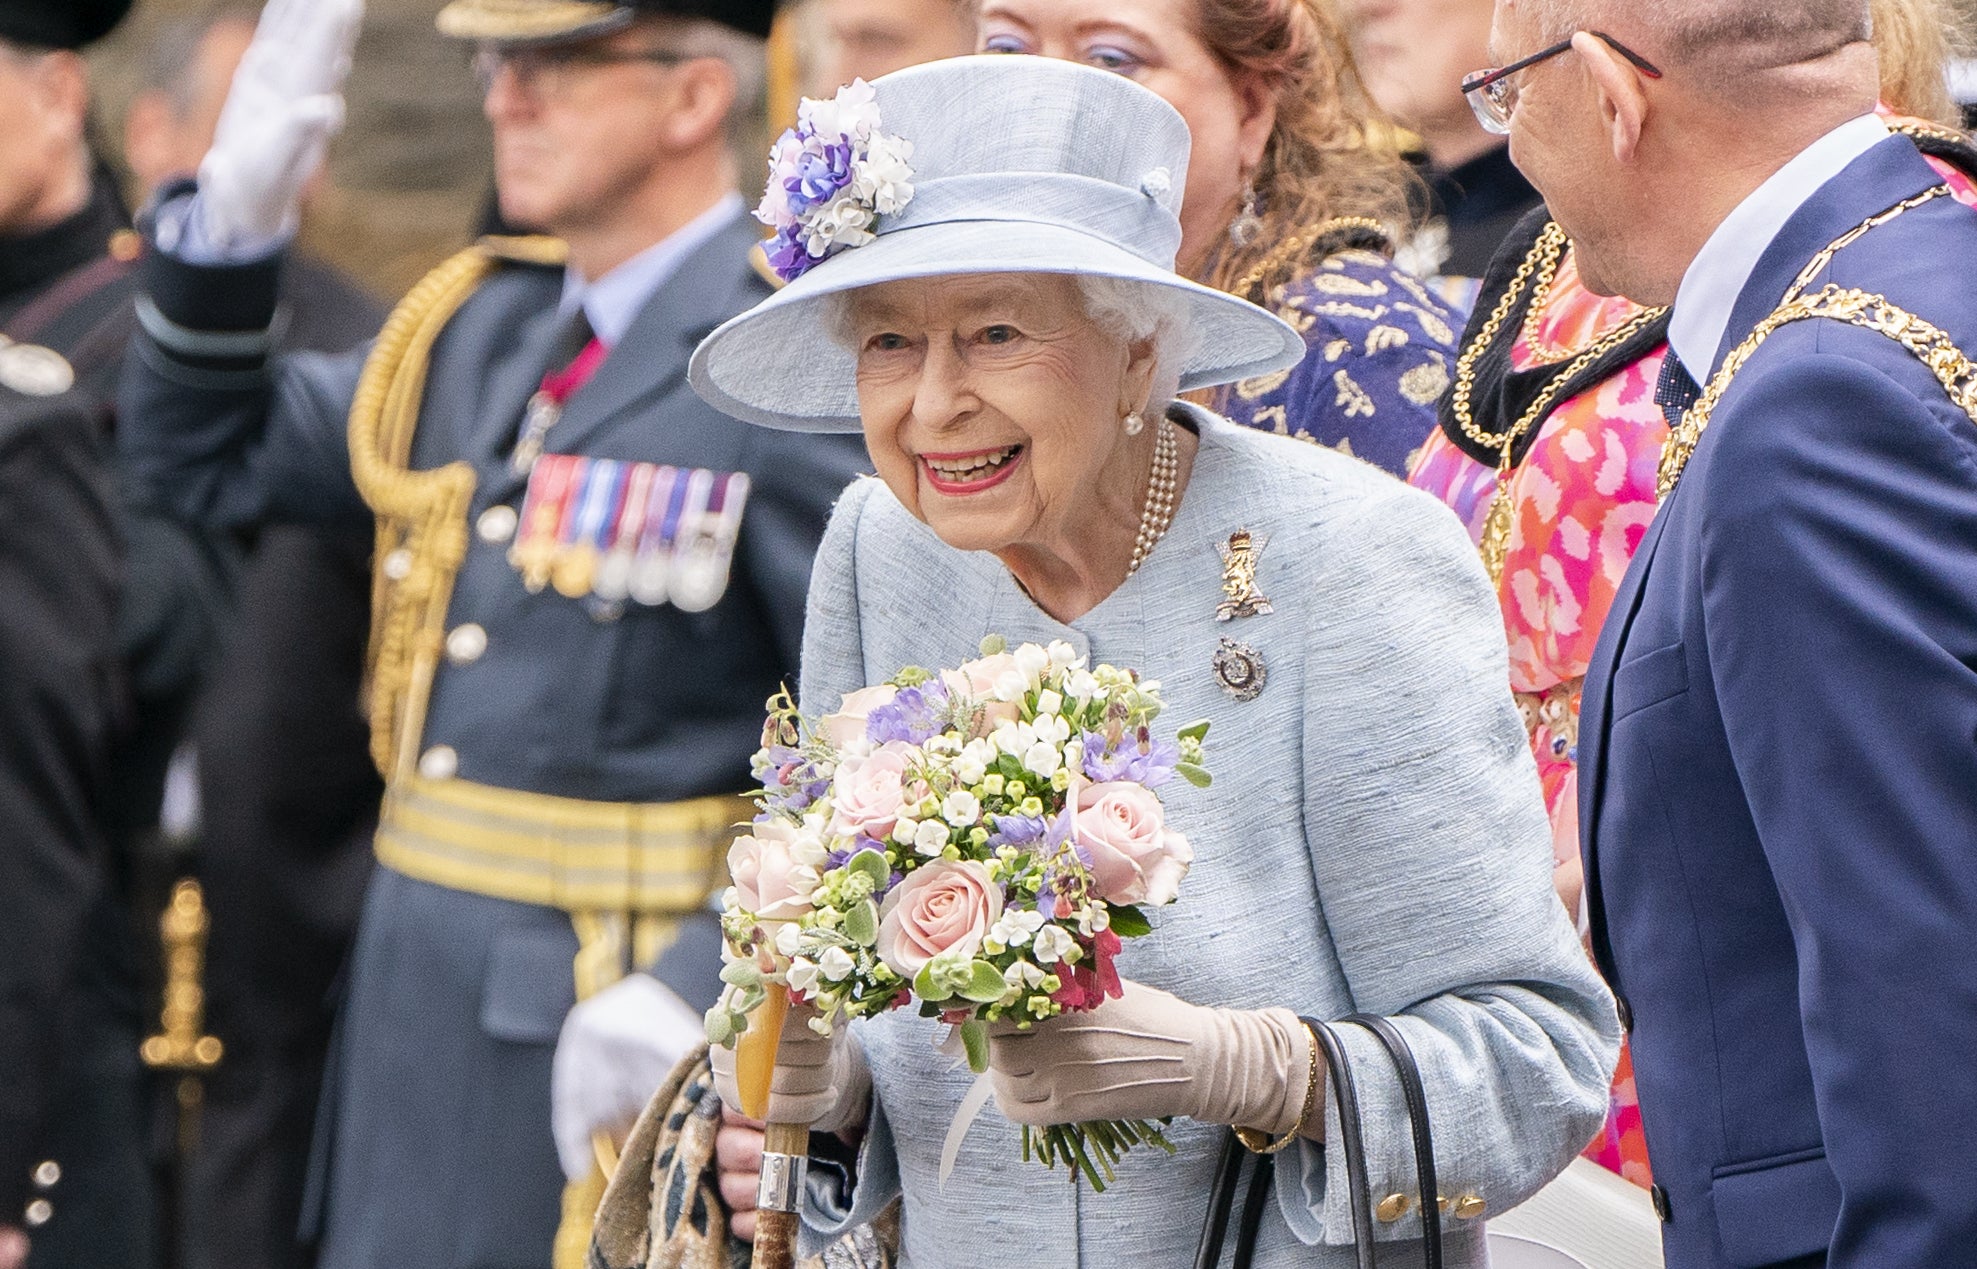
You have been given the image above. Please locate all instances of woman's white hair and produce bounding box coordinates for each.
[824,274,1201,409]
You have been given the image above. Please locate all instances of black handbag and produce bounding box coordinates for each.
[1193,1015,1442,1269]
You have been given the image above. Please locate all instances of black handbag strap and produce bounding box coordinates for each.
[1195,1015,1445,1269]
[1346,1014,1443,1269]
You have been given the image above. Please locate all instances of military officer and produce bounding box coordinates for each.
[0,376,121,1269]
[118,0,869,1265]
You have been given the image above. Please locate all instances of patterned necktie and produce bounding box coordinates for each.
[1654,351,1702,428]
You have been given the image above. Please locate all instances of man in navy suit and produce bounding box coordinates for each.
[1481,0,1977,1266]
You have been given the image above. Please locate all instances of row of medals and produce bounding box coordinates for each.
[507,453,750,614]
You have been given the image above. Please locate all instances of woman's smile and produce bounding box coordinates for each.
[919,444,1027,494]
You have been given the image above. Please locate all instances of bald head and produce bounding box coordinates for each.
[1532,0,1875,99]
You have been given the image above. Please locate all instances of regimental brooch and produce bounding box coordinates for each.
[1216,530,1273,621]
[1212,638,1267,702]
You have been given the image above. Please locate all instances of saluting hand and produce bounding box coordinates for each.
[196,0,365,251]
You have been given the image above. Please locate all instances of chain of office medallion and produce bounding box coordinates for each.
[1658,184,1957,498]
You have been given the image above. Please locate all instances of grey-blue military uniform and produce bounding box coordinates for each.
[119,204,869,1268]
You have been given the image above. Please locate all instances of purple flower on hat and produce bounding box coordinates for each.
[755,78,915,283]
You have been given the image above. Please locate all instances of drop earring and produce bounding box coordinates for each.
[1124,410,1146,436]
[1229,181,1262,247]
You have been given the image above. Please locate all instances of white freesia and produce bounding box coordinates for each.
[1031,924,1075,965]
[943,789,981,827]
[1064,668,1100,701]
[891,817,920,845]
[1032,713,1071,745]
[994,670,1030,703]
[1077,905,1112,936]
[819,947,856,981]
[1022,742,1062,778]
[913,819,951,857]
[1014,643,1050,686]
[988,908,1046,948]
[1046,641,1081,671]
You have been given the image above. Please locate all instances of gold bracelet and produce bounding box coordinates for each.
[1234,1020,1321,1154]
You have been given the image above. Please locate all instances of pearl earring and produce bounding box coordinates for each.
[1124,410,1146,436]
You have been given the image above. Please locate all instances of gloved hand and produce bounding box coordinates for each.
[194,0,364,253]
[988,979,1317,1135]
[709,1004,870,1133]
[550,973,706,1181]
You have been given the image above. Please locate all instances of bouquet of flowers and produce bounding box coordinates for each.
[708,637,1209,1189]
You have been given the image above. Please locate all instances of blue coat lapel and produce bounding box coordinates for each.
[1708,133,1944,376]
[550,211,764,456]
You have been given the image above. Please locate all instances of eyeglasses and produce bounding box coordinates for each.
[473,43,690,98]
[1461,31,1662,134]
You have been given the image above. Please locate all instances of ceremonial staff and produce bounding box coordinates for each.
[736,984,806,1269]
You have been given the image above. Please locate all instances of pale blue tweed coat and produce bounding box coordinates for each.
[796,404,1619,1267]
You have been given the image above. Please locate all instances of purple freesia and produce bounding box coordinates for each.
[865,682,948,745]
[1081,731,1179,787]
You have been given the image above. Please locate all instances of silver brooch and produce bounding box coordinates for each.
[1212,639,1267,701]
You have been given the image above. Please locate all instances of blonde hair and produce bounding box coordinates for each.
[1872,0,1970,125]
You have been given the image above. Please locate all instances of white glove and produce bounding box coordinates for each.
[988,979,1316,1134]
[709,1005,870,1133]
[194,0,364,254]
[550,974,706,1181]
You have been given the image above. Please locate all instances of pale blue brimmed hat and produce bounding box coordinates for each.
[688,55,1306,433]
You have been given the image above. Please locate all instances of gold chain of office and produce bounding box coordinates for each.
[1657,184,1975,498]
[1446,220,1669,582]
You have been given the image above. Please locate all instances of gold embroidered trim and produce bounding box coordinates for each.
[348,247,500,778]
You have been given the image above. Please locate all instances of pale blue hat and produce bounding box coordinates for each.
[688,55,1307,433]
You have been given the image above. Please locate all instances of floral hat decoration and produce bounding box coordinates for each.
[690,56,1306,433]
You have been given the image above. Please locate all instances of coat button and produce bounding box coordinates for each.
[1650,1184,1671,1222]
[477,505,518,544]
[446,623,488,665]
[381,548,413,581]
[32,1161,58,1189]
[418,745,459,780]
[1616,995,1634,1032]
[1375,1193,1411,1222]
[24,1198,52,1227]
[1452,1195,1487,1220]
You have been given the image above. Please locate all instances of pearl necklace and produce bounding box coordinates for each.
[1126,417,1179,577]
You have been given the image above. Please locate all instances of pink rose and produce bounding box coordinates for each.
[1075,781,1193,907]
[818,683,899,749]
[830,742,914,841]
[728,819,814,920]
[875,860,1004,979]
[940,652,1019,701]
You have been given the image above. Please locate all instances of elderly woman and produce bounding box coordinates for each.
[976,0,1461,476]
[692,57,1616,1266]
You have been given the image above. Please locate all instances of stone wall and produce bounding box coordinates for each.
[90,0,495,302]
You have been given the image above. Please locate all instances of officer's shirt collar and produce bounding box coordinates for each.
[1667,112,1887,375]
[559,192,745,347]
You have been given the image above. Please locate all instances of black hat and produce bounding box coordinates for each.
[0,0,134,50]
[436,0,775,45]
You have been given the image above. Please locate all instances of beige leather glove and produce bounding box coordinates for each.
[709,1006,871,1134]
[988,979,1317,1135]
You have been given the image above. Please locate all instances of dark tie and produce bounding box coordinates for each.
[1654,352,1701,428]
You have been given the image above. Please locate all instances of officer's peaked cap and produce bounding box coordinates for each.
[437,0,776,45]
[0,0,133,50]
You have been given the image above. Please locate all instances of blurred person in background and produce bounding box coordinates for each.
[123,9,387,1269]
[976,0,1458,477]
[0,379,122,1269]
[813,0,974,87]
[0,4,209,1266]
[1405,0,1977,1229]
[117,3,868,1269]
[1341,0,1540,295]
